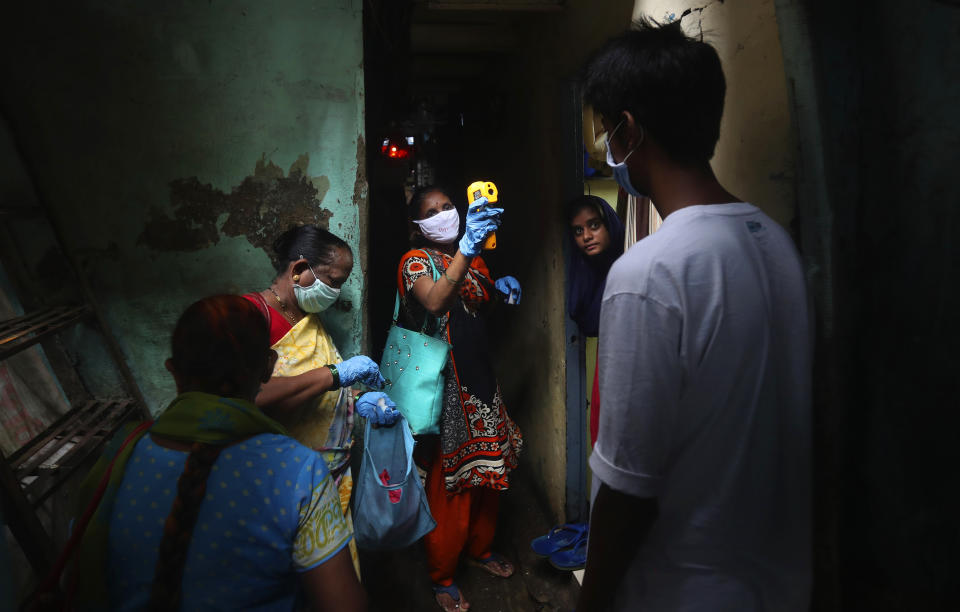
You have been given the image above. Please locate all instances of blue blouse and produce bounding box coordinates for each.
[107,433,351,611]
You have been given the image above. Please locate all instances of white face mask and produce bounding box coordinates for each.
[413,208,460,244]
[293,263,341,313]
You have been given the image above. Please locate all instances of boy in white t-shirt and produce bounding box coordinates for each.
[576,18,812,612]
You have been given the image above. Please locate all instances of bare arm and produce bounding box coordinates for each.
[576,484,658,611]
[255,367,337,416]
[299,547,367,612]
[409,251,474,316]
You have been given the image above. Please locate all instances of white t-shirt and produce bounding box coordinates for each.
[590,203,812,612]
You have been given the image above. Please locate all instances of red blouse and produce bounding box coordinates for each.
[243,293,293,346]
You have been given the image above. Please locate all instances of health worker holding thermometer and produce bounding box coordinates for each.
[396,184,523,612]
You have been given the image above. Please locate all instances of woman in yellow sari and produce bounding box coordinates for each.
[244,225,397,574]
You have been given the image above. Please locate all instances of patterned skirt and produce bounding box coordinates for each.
[398,248,522,493]
[438,300,522,492]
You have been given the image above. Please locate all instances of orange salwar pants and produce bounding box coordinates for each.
[424,447,500,585]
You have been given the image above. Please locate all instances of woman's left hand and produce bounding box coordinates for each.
[356,392,400,426]
[495,276,522,304]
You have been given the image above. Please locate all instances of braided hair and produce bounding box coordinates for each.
[148,443,224,610]
[148,295,270,609]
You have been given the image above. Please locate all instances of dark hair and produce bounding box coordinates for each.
[566,194,611,226]
[170,294,269,395]
[272,225,351,273]
[581,17,726,164]
[149,442,223,611]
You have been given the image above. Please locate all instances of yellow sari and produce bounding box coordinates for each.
[269,314,359,575]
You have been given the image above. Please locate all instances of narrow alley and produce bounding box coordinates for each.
[1,1,958,611]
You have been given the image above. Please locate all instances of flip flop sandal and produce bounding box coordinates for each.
[548,537,588,571]
[433,583,469,611]
[468,551,515,578]
[530,522,588,557]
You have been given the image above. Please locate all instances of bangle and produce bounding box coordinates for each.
[326,364,341,388]
[443,270,463,285]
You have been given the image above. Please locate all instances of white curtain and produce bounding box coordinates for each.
[623,195,662,251]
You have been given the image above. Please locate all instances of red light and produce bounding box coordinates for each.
[380,137,412,160]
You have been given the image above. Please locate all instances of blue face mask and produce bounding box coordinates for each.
[605,120,646,198]
[293,262,341,313]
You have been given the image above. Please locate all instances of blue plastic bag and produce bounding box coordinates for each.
[352,415,436,550]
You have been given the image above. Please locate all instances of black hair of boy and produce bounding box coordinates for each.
[581,17,726,165]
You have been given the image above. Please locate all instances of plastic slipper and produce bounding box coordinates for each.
[468,551,514,578]
[548,537,588,571]
[530,522,588,557]
[433,583,469,611]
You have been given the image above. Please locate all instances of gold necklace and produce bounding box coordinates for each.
[268,288,298,324]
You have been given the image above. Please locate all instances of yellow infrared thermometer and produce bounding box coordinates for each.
[467,180,498,250]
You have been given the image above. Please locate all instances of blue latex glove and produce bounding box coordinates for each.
[458,196,504,258]
[356,392,400,426]
[495,276,522,304]
[336,355,386,389]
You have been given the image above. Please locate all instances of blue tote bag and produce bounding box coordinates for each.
[379,253,450,435]
[352,415,436,550]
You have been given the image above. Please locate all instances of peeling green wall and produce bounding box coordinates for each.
[0,1,366,414]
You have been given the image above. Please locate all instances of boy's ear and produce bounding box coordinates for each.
[620,111,643,149]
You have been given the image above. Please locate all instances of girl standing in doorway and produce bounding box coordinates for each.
[566,195,624,446]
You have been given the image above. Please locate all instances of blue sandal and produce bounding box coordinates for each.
[433,583,469,611]
[468,551,515,577]
[548,536,588,571]
[530,522,588,557]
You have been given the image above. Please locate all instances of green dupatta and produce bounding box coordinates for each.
[73,392,288,609]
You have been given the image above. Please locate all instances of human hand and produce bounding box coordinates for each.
[336,356,386,389]
[495,276,522,304]
[356,392,400,426]
[458,196,503,258]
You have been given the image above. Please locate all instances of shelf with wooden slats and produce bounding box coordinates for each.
[0,304,92,360]
[6,398,140,507]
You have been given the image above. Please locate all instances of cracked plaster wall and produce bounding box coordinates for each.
[0,1,366,414]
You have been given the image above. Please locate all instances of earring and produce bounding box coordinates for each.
[293,274,300,282]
